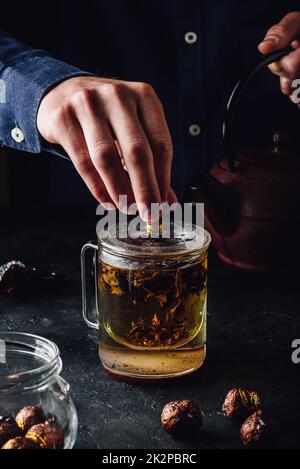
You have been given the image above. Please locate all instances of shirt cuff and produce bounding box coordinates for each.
[0,55,94,153]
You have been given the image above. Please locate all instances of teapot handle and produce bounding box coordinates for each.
[223,48,293,172]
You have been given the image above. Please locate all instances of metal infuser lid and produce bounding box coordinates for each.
[97,222,211,261]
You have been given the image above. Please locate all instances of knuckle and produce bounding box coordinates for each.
[51,103,72,126]
[71,87,94,106]
[92,143,116,170]
[126,138,147,162]
[98,83,113,96]
[271,24,285,36]
[267,24,285,39]
[102,82,128,101]
[153,137,173,159]
[136,82,155,97]
[74,155,92,174]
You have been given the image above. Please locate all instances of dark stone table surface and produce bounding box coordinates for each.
[0,209,299,449]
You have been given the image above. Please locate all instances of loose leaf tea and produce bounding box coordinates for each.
[99,258,207,350]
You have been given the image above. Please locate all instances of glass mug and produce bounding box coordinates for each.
[81,223,211,382]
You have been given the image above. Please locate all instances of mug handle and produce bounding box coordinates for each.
[81,242,99,330]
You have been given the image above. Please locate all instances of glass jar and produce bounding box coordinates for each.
[81,223,211,382]
[0,332,78,449]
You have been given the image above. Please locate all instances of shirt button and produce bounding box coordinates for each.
[11,127,25,143]
[184,31,198,44]
[189,124,202,137]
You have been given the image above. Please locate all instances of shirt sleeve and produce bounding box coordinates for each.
[0,30,93,154]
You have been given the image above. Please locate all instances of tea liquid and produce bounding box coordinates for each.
[98,257,207,380]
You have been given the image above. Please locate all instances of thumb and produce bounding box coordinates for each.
[258,37,280,55]
[258,12,300,54]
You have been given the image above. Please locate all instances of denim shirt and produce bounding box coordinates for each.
[1,0,300,207]
[0,32,92,153]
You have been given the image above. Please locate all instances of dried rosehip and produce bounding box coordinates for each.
[240,410,279,446]
[16,405,46,432]
[0,260,62,296]
[26,421,64,449]
[0,417,22,447]
[2,437,39,450]
[222,388,261,420]
[161,400,202,437]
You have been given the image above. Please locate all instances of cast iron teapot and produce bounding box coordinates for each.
[191,50,300,272]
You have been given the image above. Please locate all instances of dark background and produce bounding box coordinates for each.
[1,0,300,210]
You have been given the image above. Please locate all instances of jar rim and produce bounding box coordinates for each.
[98,224,211,260]
[0,332,61,392]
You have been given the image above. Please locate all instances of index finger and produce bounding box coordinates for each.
[259,12,300,54]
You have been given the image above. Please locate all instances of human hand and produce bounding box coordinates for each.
[37,76,177,219]
[258,12,300,104]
